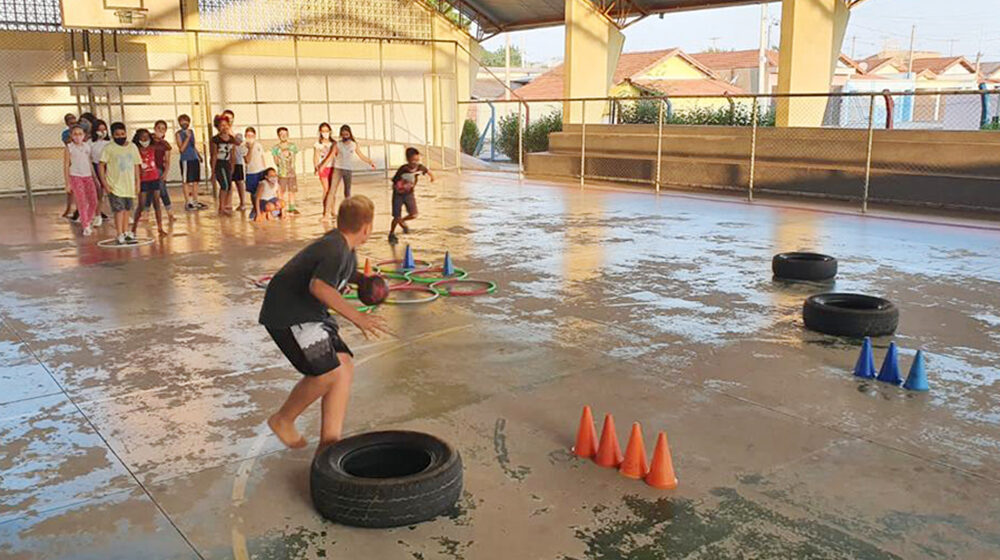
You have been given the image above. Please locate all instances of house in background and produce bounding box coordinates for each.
[509,48,745,120]
[689,49,778,94]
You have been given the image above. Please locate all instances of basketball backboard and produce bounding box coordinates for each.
[60,0,184,30]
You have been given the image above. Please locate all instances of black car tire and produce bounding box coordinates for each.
[773,252,838,281]
[310,431,463,528]
[803,293,898,337]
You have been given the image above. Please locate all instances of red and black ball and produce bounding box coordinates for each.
[357,275,390,306]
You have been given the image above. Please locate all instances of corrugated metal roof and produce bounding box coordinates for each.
[458,0,762,36]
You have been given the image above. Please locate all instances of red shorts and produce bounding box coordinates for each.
[318,166,333,179]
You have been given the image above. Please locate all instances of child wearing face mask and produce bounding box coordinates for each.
[64,125,99,236]
[175,114,205,211]
[243,127,267,220]
[314,123,335,220]
[233,133,248,210]
[131,128,168,238]
[317,124,376,220]
[254,167,284,222]
[99,122,141,245]
[90,119,111,226]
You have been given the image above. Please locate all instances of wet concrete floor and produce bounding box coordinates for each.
[1,172,999,559]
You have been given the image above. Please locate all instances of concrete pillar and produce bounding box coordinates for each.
[563,0,624,123]
[430,17,475,149]
[775,0,850,127]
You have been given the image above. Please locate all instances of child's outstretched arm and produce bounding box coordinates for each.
[357,144,376,170]
[425,166,436,183]
[316,145,335,172]
[310,278,394,339]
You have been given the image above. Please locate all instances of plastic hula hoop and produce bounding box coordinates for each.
[404,266,469,284]
[97,237,154,249]
[376,259,432,280]
[382,284,439,305]
[431,279,498,297]
[249,274,273,289]
[330,302,376,315]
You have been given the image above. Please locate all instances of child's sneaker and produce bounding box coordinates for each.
[185,201,196,211]
[388,232,399,244]
[125,231,137,244]
[93,214,103,227]
[83,226,93,237]
[196,201,209,209]
[116,234,127,245]
[288,206,300,215]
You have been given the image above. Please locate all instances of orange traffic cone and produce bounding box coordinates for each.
[619,423,649,479]
[573,406,598,458]
[645,432,678,490]
[363,258,373,277]
[594,414,623,468]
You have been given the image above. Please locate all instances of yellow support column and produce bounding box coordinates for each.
[775,0,850,127]
[563,0,624,123]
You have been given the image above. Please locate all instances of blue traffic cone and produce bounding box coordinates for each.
[403,245,416,269]
[903,350,929,391]
[876,342,902,385]
[853,337,877,379]
[443,251,455,276]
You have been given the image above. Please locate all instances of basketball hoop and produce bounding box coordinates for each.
[113,8,147,26]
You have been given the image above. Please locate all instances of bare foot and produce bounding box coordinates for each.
[158,229,169,237]
[268,414,307,449]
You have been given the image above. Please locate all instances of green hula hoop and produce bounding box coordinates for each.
[431,279,498,296]
[403,266,469,284]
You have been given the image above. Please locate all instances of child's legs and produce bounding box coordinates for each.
[390,194,403,233]
[402,193,418,221]
[132,192,146,231]
[151,194,164,230]
[341,169,353,199]
[71,178,97,228]
[327,170,342,215]
[320,353,354,445]
[159,178,172,210]
[115,208,128,235]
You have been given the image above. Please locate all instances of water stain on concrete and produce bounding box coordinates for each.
[565,489,899,560]
[493,418,530,481]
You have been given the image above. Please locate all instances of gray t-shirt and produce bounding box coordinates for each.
[258,230,357,328]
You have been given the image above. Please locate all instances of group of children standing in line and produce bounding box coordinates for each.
[63,109,434,245]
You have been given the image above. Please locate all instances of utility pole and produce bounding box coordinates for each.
[504,33,511,101]
[709,36,721,51]
[758,3,768,95]
[947,39,957,57]
[906,24,916,77]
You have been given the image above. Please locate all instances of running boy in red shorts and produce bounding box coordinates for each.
[260,195,392,449]
[387,147,434,244]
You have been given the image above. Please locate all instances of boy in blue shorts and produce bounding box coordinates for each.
[387,147,434,245]
[260,196,392,449]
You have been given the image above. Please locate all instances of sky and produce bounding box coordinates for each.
[481,0,1000,65]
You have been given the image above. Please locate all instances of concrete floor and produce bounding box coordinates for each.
[1,172,999,560]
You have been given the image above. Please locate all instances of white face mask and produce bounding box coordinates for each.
[139,139,150,148]
[321,131,331,139]
[97,130,107,139]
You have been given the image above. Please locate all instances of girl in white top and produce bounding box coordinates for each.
[253,167,284,222]
[318,124,375,220]
[89,119,111,226]
[313,122,335,221]
[64,125,99,236]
